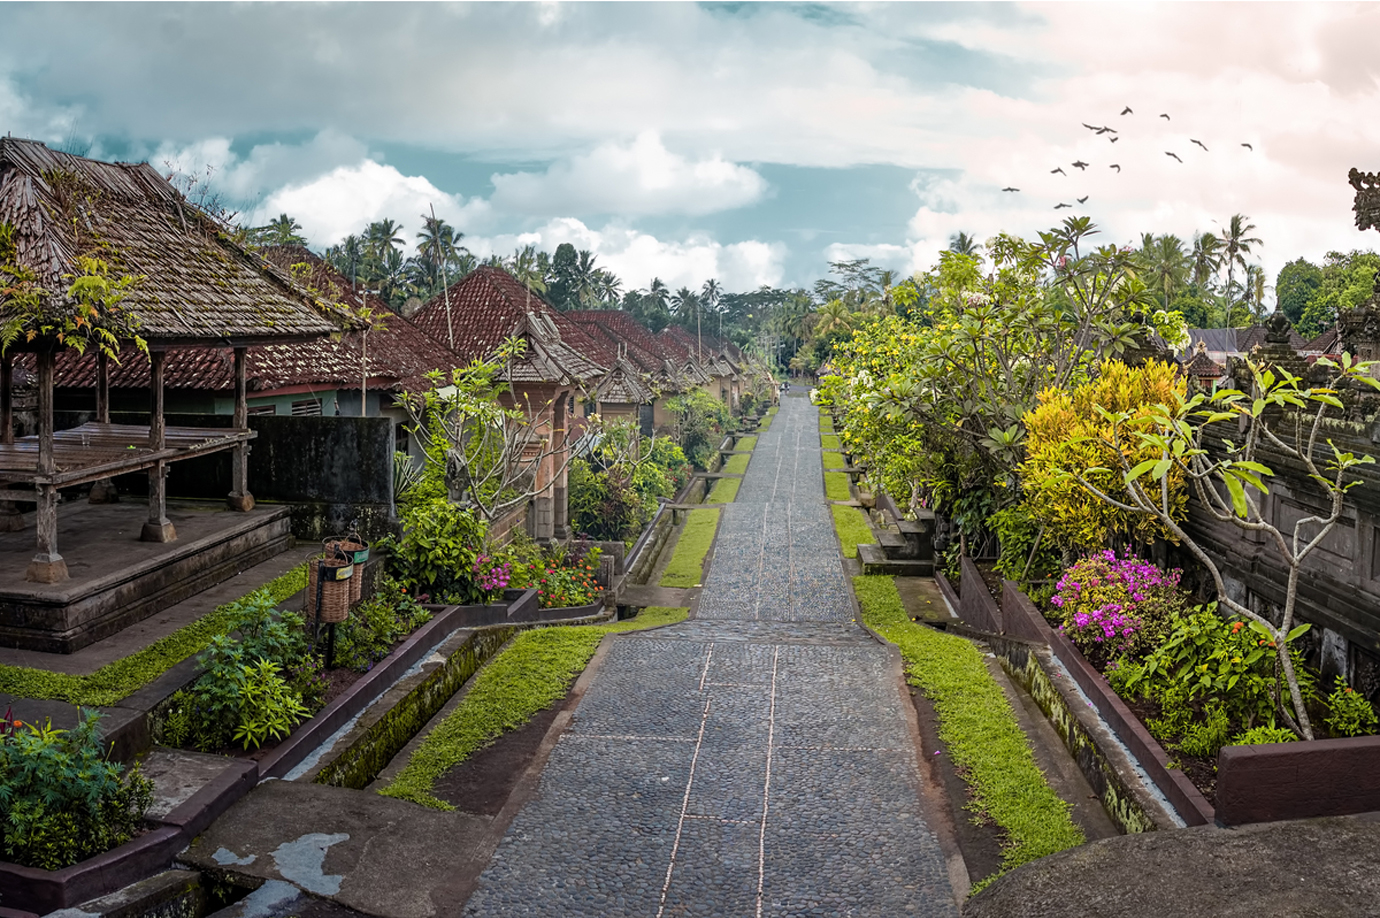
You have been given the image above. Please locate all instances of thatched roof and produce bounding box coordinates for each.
[0,138,339,347]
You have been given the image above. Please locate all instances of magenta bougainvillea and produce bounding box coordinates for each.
[1052,550,1187,669]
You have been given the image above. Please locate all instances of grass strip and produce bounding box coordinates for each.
[0,565,308,706]
[824,471,852,501]
[820,434,841,450]
[735,435,758,451]
[379,606,689,809]
[832,505,875,559]
[758,417,772,431]
[659,508,721,588]
[852,575,1085,891]
[822,451,846,470]
[707,477,741,503]
[820,420,835,434]
[767,406,778,415]
[720,454,749,475]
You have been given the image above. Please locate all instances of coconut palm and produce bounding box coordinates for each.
[1217,214,1262,317]
[948,232,982,256]
[1146,234,1189,308]
[1191,232,1222,292]
[813,299,854,338]
[415,213,466,295]
[365,219,405,261]
[505,244,547,294]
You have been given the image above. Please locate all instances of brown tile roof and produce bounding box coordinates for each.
[410,266,604,386]
[47,248,459,394]
[1184,350,1225,378]
[562,311,672,380]
[1305,327,1340,354]
[593,355,656,405]
[1235,325,1306,352]
[0,138,339,346]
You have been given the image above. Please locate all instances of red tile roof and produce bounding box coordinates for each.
[410,267,605,385]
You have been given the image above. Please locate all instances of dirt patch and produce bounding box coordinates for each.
[430,689,578,816]
[908,686,1005,885]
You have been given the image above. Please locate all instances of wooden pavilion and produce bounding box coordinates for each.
[0,138,339,583]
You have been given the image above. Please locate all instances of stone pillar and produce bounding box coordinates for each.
[141,350,176,543]
[227,346,255,511]
[0,354,21,531]
[26,347,67,582]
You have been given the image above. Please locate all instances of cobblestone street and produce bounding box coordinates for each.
[464,397,958,917]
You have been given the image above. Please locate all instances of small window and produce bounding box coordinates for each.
[247,404,277,416]
[290,399,322,417]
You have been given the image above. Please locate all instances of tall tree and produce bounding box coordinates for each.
[414,212,467,295]
[250,213,307,247]
[948,232,982,256]
[1275,257,1323,327]
[1143,234,1189,309]
[1217,214,1262,320]
[1191,232,1222,292]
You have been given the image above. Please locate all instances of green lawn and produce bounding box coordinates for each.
[824,471,852,501]
[0,565,308,706]
[735,435,758,451]
[720,454,749,475]
[707,477,741,503]
[758,417,772,431]
[852,576,1085,892]
[379,607,689,810]
[832,505,876,559]
[820,420,835,434]
[820,434,841,450]
[822,451,846,470]
[659,508,721,588]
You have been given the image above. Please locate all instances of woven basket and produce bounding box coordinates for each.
[325,538,368,603]
[308,553,355,623]
[325,535,370,604]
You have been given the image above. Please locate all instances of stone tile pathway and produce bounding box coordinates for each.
[464,397,958,917]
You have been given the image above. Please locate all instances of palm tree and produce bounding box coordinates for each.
[415,213,465,295]
[570,249,602,308]
[365,219,405,261]
[948,232,982,256]
[256,213,306,246]
[1191,232,1222,292]
[505,244,547,295]
[1147,235,1189,308]
[701,278,723,337]
[592,269,623,307]
[1243,264,1269,322]
[1217,214,1262,320]
[813,299,854,338]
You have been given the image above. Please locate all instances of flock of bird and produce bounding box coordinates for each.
[1000,106,1256,210]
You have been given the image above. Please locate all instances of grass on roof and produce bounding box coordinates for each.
[707,477,741,503]
[379,606,689,810]
[720,454,749,475]
[660,508,721,588]
[824,471,852,501]
[852,575,1085,893]
[832,504,875,559]
[822,451,846,470]
[0,565,308,706]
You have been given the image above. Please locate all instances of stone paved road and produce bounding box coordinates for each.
[464,397,958,918]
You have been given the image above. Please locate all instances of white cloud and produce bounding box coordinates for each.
[254,159,490,250]
[490,132,766,217]
[465,217,785,292]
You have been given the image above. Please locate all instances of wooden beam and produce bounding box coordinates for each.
[96,350,110,423]
[1,352,12,446]
[142,350,175,542]
[227,346,254,511]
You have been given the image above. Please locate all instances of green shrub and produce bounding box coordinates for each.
[660,509,719,588]
[334,577,434,672]
[852,575,1083,889]
[1325,677,1379,737]
[232,659,310,750]
[831,504,875,559]
[0,709,153,870]
[1050,551,1188,670]
[384,497,488,601]
[1228,725,1298,746]
[535,547,605,608]
[1174,702,1231,758]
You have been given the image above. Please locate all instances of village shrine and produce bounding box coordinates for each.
[0,138,341,653]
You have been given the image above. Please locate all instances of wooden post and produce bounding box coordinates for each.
[88,349,119,503]
[26,347,67,582]
[141,349,175,542]
[227,346,254,511]
[0,353,21,531]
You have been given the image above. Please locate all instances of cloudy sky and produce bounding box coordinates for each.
[4,2,1379,298]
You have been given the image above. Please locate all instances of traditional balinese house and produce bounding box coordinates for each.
[409,266,605,540]
[562,310,680,432]
[659,324,730,404]
[46,246,458,460]
[0,139,341,649]
[1183,340,1226,390]
[1183,326,1308,365]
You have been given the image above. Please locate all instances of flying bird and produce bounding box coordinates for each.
[1110,164,1121,172]
[1165,151,1183,162]
[1110,136,1120,143]
[1191,139,1209,151]
[1160,113,1171,120]
[1077,196,1089,204]
[1072,160,1089,170]
[1120,106,1133,115]
[1051,167,1067,175]
[1054,203,1072,209]
[1002,186,1020,192]
[1082,122,1100,131]
[1241,143,1254,151]
[1096,127,1117,135]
